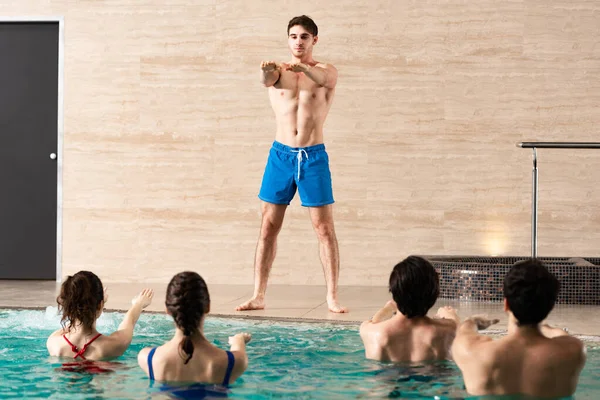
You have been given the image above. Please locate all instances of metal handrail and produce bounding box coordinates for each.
[518,142,600,149]
[517,141,600,258]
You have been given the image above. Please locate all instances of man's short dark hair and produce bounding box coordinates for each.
[389,256,440,318]
[503,259,560,326]
[287,15,318,36]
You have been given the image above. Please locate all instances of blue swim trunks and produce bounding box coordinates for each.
[258,141,335,207]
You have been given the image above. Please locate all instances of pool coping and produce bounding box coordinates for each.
[5,305,600,343]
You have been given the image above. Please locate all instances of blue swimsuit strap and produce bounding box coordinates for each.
[222,351,235,386]
[147,347,157,381]
[148,347,234,385]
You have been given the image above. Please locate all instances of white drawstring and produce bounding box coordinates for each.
[291,149,309,180]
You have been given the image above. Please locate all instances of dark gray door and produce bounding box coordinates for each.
[0,22,59,279]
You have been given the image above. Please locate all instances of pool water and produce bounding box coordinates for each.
[0,308,598,399]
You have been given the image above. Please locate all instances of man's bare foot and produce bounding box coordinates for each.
[327,298,348,313]
[236,297,265,311]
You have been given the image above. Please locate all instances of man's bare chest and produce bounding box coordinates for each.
[275,72,322,96]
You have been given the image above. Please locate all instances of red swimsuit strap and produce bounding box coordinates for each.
[62,333,103,360]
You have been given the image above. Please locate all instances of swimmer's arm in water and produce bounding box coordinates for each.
[358,300,396,359]
[104,289,154,356]
[451,316,497,365]
[260,61,281,87]
[137,347,152,375]
[359,316,389,361]
[454,316,498,348]
[287,62,338,89]
[461,315,499,332]
[368,300,398,324]
[540,323,570,338]
[48,328,66,337]
[228,333,252,380]
[540,323,586,368]
[435,306,461,327]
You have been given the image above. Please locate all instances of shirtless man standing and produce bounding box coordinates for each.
[449,259,587,398]
[236,15,347,313]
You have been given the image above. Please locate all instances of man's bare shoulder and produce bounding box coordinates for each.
[416,318,458,343]
[453,330,498,359]
[315,61,337,71]
[359,319,395,350]
[550,334,584,345]
[548,335,586,358]
[364,317,409,337]
[385,317,451,339]
[454,335,504,370]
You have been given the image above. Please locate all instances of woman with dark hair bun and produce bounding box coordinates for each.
[138,271,251,385]
[46,271,154,360]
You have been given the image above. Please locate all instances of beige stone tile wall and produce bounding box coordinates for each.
[4,1,600,285]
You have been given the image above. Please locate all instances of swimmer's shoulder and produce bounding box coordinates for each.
[314,60,336,68]
[137,343,171,375]
[548,335,586,364]
[46,328,68,355]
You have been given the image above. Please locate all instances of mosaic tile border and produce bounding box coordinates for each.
[419,256,600,305]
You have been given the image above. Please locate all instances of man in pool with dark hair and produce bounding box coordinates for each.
[359,256,484,362]
[449,259,586,398]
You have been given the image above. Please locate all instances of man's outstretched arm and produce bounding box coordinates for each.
[287,63,337,89]
[452,315,498,363]
[260,61,281,87]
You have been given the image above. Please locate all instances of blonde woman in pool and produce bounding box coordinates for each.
[46,270,154,361]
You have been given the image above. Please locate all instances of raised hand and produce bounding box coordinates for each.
[468,314,500,330]
[436,306,458,320]
[286,62,310,73]
[261,61,279,72]
[131,288,154,309]
[229,332,252,346]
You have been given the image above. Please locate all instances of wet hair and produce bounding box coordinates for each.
[389,256,440,318]
[166,271,210,364]
[57,271,104,331]
[287,15,318,36]
[503,259,560,326]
